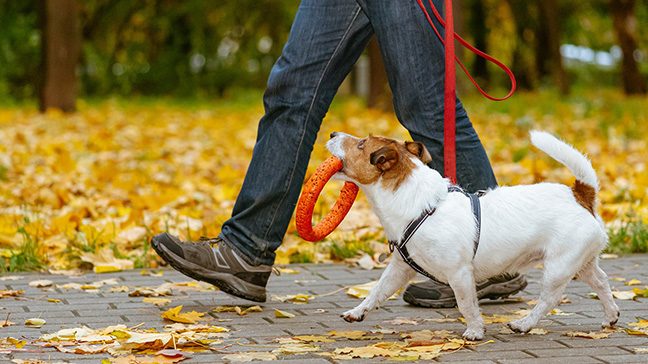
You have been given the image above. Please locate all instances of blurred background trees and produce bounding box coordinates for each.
[0,0,645,111]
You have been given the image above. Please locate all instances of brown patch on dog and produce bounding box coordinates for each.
[572,180,596,215]
[339,135,430,191]
[405,141,432,164]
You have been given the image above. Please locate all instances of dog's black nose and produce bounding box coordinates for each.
[330,132,339,139]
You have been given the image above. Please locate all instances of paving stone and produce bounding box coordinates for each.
[1,255,647,363]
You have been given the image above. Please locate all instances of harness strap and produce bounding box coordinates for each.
[389,185,482,278]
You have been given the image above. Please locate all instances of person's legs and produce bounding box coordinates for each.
[360,0,496,192]
[220,0,373,266]
[152,0,374,301]
[360,0,526,307]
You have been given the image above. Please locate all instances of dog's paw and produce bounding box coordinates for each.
[602,310,620,328]
[507,319,532,334]
[462,327,484,341]
[341,308,367,323]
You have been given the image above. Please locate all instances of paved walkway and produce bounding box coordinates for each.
[1,255,647,363]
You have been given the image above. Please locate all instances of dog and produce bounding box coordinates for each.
[326,130,619,340]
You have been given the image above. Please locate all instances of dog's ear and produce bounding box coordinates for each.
[405,141,432,164]
[370,146,399,172]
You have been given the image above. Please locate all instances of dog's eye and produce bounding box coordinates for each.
[358,139,366,149]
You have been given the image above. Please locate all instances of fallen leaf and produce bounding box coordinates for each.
[356,254,376,270]
[0,290,24,298]
[47,298,61,303]
[612,290,636,300]
[274,308,295,318]
[25,318,46,328]
[528,328,548,335]
[221,352,277,362]
[423,318,458,323]
[293,335,334,343]
[633,287,648,298]
[28,279,53,288]
[80,248,134,273]
[346,280,400,300]
[140,270,164,277]
[129,283,172,297]
[109,285,130,293]
[161,306,205,324]
[564,331,611,339]
[625,279,642,286]
[0,320,15,328]
[271,293,313,304]
[275,267,300,274]
[143,297,171,306]
[549,309,574,316]
[328,330,383,340]
[385,318,419,325]
[272,342,320,354]
[212,305,262,316]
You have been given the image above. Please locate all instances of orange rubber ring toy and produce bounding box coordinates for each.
[295,156,359,242]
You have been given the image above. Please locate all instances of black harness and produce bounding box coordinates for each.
[388,185,483,280]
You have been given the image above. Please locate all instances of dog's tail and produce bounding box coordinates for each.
[530,130,598,214]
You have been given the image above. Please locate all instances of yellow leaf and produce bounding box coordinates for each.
[0,289,24,298]
[276,267,300,274]
[633,287,648,298]
[274,308,295,318]
[626,279,642,286]
[212,305,263,316]
[28,279,53,288]
[222,352,277,362]
[143,297,171,306]
[564,331,611,339]
[293,335,334,343]
[47,298,61,303]
[346,280,400,300]
[25,318,46,328]
[272,293,313,304]
[329,330,383,340]
[612,290,636,300]
[528,328,548,335]
[161,305,205,324]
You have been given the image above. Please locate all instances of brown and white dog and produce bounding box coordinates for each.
[326,131,618,340]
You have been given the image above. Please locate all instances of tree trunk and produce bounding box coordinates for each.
[610,0,647,95]
[367,36,393,111]
[39,0,80,112]
[538,0,569,95]
[505,0,537,90]
[468,0,489,86]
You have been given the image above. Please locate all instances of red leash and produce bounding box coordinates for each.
[415,0,517,183]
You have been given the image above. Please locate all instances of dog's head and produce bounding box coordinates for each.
[326,132,432,190]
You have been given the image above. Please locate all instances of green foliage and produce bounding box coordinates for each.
[606,216,648,254]
[329,240,375,261]
[2,226,44,272]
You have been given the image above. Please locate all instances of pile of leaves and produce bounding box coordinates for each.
[0,89,645,271]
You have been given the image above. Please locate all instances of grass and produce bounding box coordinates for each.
[606,216,648,254]
[1,226,44,272]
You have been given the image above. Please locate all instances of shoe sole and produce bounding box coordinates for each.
[151,235,266,302]
[403,274,528,309]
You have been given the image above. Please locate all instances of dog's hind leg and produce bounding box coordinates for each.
[508,257,576,334]
[342,256,416,322]
[577,258,619,327]
[447,266,484,340]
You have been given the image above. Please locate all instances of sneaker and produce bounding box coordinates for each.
[150,232,271,302]
[403,273,528,308]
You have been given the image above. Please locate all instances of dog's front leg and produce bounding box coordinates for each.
[342,256,416,322]
[447,266,485,340]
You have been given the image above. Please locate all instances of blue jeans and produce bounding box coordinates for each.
[219,0,497,266]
